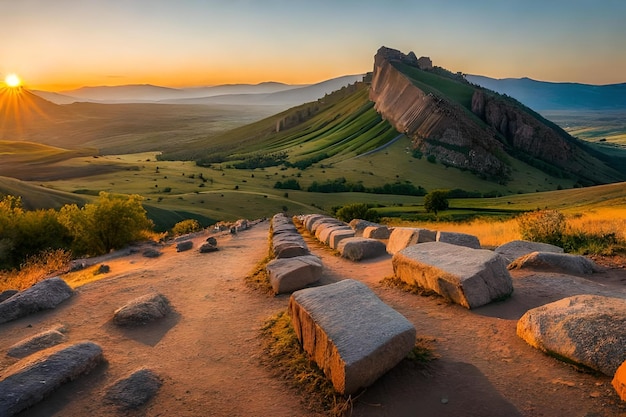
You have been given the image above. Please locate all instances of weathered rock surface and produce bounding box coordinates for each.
[386,227,437,255]
[517,295,626,376]
[142,248,162,258]
[113,293,172,326]
[509,251,600,275]
[494,240,564,264]
[317,224,352,246]
[363,225,392,240]
[199,243,219,253]
[7,326,68,358]
[0,341,104,416]
[176,240,193,252]
[392,242,513,309]
[613,361,626,401]
[329,229,356,250]
[0,277,74,324]
[272,234,309,258]
[303,214,328,232]
[337,237,388,261]
[436,231,481,249]
[349,219,381,237]
[289,279,416,395]
[0,289,18,303]
[104,368,162,410]
[266,255,323,294]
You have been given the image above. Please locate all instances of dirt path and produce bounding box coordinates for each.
[1,221,626,417]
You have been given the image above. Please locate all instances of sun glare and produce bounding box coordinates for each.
[5,73,22,88]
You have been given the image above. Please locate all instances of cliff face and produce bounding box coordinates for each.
[369,46,624,185]
[369,47,511,180]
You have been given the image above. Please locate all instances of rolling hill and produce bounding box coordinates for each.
[465,75,626,111]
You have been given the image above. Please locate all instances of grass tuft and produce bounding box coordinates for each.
[260,311,350,416]
[244,253,274,294]
[380,275,439,297]
[0,249,72,292]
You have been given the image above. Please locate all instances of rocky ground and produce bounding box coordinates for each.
[1,220,626,417]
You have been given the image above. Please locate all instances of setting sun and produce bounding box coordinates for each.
[5,73,22,88]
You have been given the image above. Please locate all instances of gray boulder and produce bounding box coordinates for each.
[289,279,416,395]
[310,217,344,234]
[104,368,162,410]
[266,255,323,294]
[495,240,563,264]
[392,242,513,309]
[303,214,328,232]
[363,225,392,240]
[0,277,74,324]
[436,231,481,249]
[199,243,219,253]
[349,219,381,237]
[0,289,18,303]
[509,251,600,275]
[329,229,356,250]
[176,240,193,252]
[0,341,104,416]
[386,227,436,255]
[517,294,626,376]
[272,233,309,259]
[337,237,387,261]
[317,225,352,246]
[7,326,68,358]
[113,293,172,326]
[142,248,162,258]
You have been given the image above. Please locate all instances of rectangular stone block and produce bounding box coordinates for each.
[392,242,513,309]
[386,227,436,255]
[289,279,416,395]
[266,255,323,294]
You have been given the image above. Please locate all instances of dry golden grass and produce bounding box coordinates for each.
[0,249,71,292]
[389,207,626,250]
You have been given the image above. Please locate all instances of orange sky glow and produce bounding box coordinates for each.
[2,1,625,91]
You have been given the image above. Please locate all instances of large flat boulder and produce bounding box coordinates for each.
[337,237,387,261]
[436,231,481,249]
[495,240,563,264]
[289,279,416,395]
[517,294,626,376]
[7,326,68,358]
[0,277,74,324]
[113,293,172,326]
[266,255,323,294]
[508,251,600,275]
[272,233,309,259]
[104,368,162,410]
[329,229,356,250]
[0,341,104,416]
[386,227,436,255]
[392,242,513,309]
[363,225,392,240]
[613,361,626,401]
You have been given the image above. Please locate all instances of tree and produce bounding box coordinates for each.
[59,192,153,256]
[424,190,449,216]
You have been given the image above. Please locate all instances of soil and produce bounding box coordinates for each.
[1,220,626,417]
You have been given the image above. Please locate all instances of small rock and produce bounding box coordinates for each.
[104,368,162,410]
[176,240,193,252]
[113,293,172,326]
[199,243,219,253]
[94,264,110,275]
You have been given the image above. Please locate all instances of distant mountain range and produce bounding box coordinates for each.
[33,75,365,107]
[465,75,626,111]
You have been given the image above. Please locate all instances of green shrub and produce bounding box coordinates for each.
[516,209,565,246]
[171,219,202,236]
[335,203,380,223]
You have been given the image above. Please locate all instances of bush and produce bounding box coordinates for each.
[516,209,565,246]
[424,190,449,215]
[59,192,154,256]
[334,203,380,223]
[171,219,202,237]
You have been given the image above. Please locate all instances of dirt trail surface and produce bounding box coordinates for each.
[1,220,626,417]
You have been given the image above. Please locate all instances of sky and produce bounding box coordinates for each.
[1,0,625,91]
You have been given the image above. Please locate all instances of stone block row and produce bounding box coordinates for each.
[302,215,387,261]
[266,213,322,294]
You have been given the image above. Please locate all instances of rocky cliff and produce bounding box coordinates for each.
[369,46,624,185]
